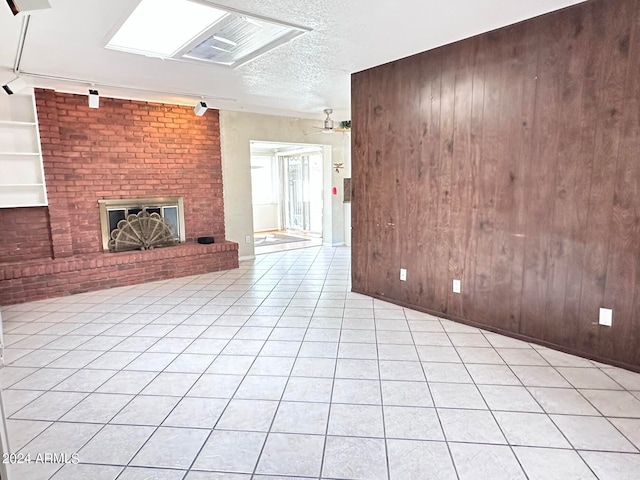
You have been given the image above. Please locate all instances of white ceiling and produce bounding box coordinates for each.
[0,0,587,121]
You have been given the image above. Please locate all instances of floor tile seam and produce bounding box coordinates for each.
[187,246,325,477]
[6,331,68,352]
[20,392,117,480]
[488,341,561,436]
[407,310,460,480]
[552,361,626,391]
[12,399,640,419]
[6,365,92,414]
[445,325,538,480]
[546,403,640,455]
[107,325,238,479]
[372,301,393,480]
[253,245,337,479]
[316,249,346,480]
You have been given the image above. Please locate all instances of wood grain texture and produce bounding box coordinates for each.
[351,0,640,370]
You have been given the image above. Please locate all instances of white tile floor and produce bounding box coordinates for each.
[1,246,640,480]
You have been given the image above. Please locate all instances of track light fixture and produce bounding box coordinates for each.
[88,89,99,109]
[2,76,27,95]
[5,0,51,16]
[194,100,208,116]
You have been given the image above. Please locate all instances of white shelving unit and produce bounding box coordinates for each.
[0,90,48,208]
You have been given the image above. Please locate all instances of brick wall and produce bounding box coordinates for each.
[36,89,226,255]
[0,90,238,305]
[0,207,52,263]
[0,243,238,305]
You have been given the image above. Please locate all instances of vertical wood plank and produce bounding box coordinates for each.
[578,0,632,354]
[351,0,640,370]
[519,13,562,341]
[446,41,476,318]
[543,7,593,347]
[602,0,640,363]
[434,51,455,314]
[398,60,428,305]
[488,21,538,332]
[470,31,501,325]
[416,53,443,307]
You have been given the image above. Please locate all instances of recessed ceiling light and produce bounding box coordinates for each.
[106,0,310,68]
[106,0,227,58]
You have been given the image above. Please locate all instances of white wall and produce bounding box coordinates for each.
[253,203,279,232]
[220,110,350,258]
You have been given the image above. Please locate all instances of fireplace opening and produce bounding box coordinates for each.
[98,197,185,252]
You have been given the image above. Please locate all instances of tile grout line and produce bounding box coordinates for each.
[408,312,461,480]
[451,326,531,480]
[2,247,640,479]
[316,248,346,480]
[249,246,331,479]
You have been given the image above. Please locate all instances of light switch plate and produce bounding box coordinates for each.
[453,279,461,294]
[245,235,251,244]
[400,268,407,282]
[599,308,612,327]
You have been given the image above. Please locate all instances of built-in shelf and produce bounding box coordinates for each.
[0,90,48,208]
[0,184,46,187]
[0,121,37,126]
[0,152,40,156]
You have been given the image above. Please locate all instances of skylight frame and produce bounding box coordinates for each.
[105,0,229,59]
[175,2,310,68]
[104,0,310,68]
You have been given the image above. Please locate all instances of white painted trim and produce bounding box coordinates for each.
[323,242,345,247]
[0,308,9,480]
[239,255,256,262]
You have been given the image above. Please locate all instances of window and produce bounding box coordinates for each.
[98,197,185,252]
[251,155,277,205]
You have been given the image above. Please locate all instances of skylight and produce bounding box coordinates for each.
[107,0,227,58]
[106,0,309,67]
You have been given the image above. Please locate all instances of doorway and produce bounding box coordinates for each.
[281,154,323,233]
[250,141,324,254]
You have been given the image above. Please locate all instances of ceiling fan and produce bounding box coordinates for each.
[311,109,351,134]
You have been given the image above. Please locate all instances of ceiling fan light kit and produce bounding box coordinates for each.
[317,109,351,134]
[323,108,334,131]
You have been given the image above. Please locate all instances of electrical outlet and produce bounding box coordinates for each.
[245,235,251,244]
[453,279,461,294]
[599,308,612,327]
[400,268,407,282]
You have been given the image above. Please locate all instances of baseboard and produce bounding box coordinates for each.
[239,255,255,262]
[323,242,346,247]
[351,288,640,374]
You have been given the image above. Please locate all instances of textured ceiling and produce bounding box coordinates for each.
[0,0,587,121]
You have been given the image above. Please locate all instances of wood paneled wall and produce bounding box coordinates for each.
[351,0,640,370]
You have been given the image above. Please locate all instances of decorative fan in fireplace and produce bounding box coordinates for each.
[109,209,179,252]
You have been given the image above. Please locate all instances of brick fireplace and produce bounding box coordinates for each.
[0,90,238,305]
